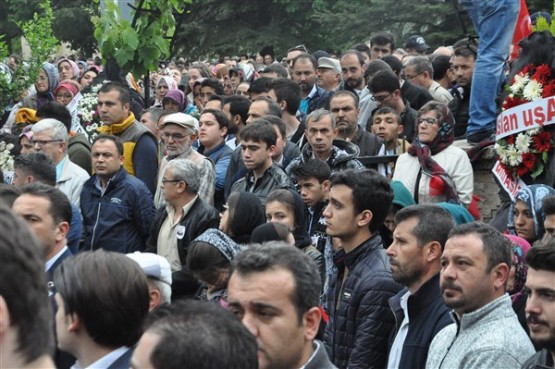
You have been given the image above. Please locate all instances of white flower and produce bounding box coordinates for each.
[526,127,541,136]
[507,145,523,166]
[523,79,543,101]
[515,133,531,153]
[510,74,529,94]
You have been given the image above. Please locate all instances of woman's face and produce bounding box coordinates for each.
[188,69,202,90]
[265,200,295,231]
[417,110,441,144]
[35,70,49,93]
[59,61,75,80]
[219,205,230,234]
[513,200,537,243]
[157,80,169,100]
[55,87,74,106]
[20,135,34,154]
[80,71,97,89]
[163,100,181,113]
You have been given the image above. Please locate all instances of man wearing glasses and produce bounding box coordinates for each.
[403,56,453,104]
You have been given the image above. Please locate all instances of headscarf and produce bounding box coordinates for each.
[508,184,555,240]
[391,180,416,209]
[156,75,178,91]
[193,228,241,262]
[228,192,266,244]
[36,62,59,108]
[437,202,474,225]
[407,102,459,204]
[286,188,313,249]
[57,58,80,80]
[162,89,187,111]
[54,80,80,99]
[504,234,531,303]
[77,61,88,77]
[251,222,291,244]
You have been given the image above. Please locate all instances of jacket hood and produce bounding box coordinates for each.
[301,139,360,166]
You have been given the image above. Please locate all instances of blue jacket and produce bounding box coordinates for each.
[80,167,155,253]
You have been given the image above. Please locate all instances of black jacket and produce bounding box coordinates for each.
[448,86,470,138]
[521,349,553,369]
[401,81,433,111]
[146,197,220,299]
[324,234,402,369]
[230,164,294,206]
[387,273,452,369]
[352,127,383,157]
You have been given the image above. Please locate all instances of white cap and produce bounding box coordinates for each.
[126,252,172,287]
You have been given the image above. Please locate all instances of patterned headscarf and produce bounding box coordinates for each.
[193,228,242,262]
[504,234,531,303]
[508,184,555,241]
[407,102,459,204]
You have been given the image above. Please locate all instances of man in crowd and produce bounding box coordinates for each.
[340,50,366,95]
[426,223,534,368]
[228,243,337,369]
[97,82,158,194]
[403,56,452,104]
[386,205,455,369]
[54,250,150,369]
[404,35,430,56]
[126,252,172,311]
[370,31,395,60]
[199,78,225,110]
[267,78,305,143]
[222,95,251,149]
[80,135,155,253]
[245,96,282,124]
[448,44,476,139]
[317,57,342,93]
[323,169,402,368]
[542,195,555,242]
[370,107,409,177]
[291,53,329,114]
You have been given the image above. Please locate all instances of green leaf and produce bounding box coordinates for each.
[122,27,139,49]
[114,48,134,66]
[531,162,545,180]
[542,151,549,162]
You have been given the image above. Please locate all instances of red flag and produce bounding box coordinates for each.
[510,0,532,60]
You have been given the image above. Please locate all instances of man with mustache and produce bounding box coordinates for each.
[340,50,366,95]
[426,223,534,369]
[291,53,330,115]
[386,205,455,369]
[522,244,555,368]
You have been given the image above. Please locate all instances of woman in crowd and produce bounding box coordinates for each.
[187,228,242,306]
[154,76,177,107]
[508,184,555,246]
[219,191,265,244]
[79,67,98,90]
[393,101,473,206]
[162,89,186,113]
[53,80,83,132]
[250,222,295,245]
[57,58,80,81]
[186,63,212,101]
[504,234,531,333]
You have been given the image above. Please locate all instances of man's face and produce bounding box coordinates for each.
[297,177,328,207]
[316,68,339,91]
[200,86,217,108]
[236,83,250,97]
[130,331,160,369]
[98,90,129,126]
[160,123,193,157]
[340,54,364,90]
[371,112,403,144]
[241,139,273,172]
[440,234,499,315]
[525,267,555,351]
[372,90,398,110]
[329,95,359,138]
[370,43,392,60]
[263,55,273,65]
[160,167,183,203]
[230,74,242,91]
[305,116,336,158]
[54,293,72,353]
[387,217,427,288]
[451,55,475,88]
[272,125,286,160]
[286,50,303,70]
[323,184,360,240]
[246,100,269,124]
[292,59,316,94]
[32,128,64,163]
[91,139,124,180]
[199,112,226,149]
[140,112,159,137]
[543,214,555,241]
[228,268,309,369]
[403,65,426,88]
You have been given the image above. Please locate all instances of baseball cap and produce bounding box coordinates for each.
[126,252,172,286]
[317,57,341,73]
[405,35,430,53]
[160,112,199,132]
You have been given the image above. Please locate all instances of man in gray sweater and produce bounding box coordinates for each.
[426,223,534,369]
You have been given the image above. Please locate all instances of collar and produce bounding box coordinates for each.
[45,246,68,272]
[97,113,136,135]
[452,294,512,331]
[344,233,382,270]
[71,347,129,369]
[300,340,321,369]
[56,155,67,180]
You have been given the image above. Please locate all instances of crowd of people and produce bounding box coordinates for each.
[2,3,555,368]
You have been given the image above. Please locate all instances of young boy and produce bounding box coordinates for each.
[371,106,409,177]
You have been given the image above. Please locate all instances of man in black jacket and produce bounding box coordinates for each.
[323,169,402,369]
[386,205,455,369]
[146,158,220,300]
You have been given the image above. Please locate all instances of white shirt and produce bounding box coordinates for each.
[45,246,68,272]
[71,346,129,369]
[388,290,411,369]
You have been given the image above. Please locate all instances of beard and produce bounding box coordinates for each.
[391,261,424,288]
[337,122,357,140]
[345,77,363,90]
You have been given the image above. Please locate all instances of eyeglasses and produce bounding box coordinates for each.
[161,132,188,140]
[288,44,308,54]
[417,117,439,126]
[56,94,73,99]
[31,139,63,146]
[371,93,392,103]
[161,178,182,184]
[405,72,424,80]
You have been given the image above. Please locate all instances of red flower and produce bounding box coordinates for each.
[542,80,555,98]
[533,64,551,84]
[515,153,537,177]
[503,95,527,110]
[533,131,553,152]
[506,135,516,145]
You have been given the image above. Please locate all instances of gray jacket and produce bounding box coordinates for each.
[426,294,534,369]
[304,340,337,369]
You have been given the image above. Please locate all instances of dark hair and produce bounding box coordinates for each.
[201,78,225,96]
[142,107,165,124]
[353,43,371,58]
[330,169,393,232]
[0,205,54,363]
[262,64,288,78]
[330,90,359,109]
[240,119,277,147]
[252,96,282,118]
[542,195,555,217]
[267,189,298,225]
[369,70,400,94]
[431,54,452,81]
[364,59,393,84]
[225,192,266,243]
[92,134,124,156]
[36,102,72,132]
[526,244,555,272]
[371,31,396,50]
[291,53,317,70]
[144,300,258,369]
[341,50,365,66]
[231,242,321,322]
[394,205,456,249]
[54,250,150,347]
[251,222,292,243]
[200,108,229,130]
[268,78,301,115]
[448,222,512,272]
[406,56,433,79]
[248,77,272,95]
[19,182,72,225]
[291,158,331,183]
[372,106,401,124]
[453,40,478,60]
[222,95,251,130]
[381,55,403,76]
[262,115,287,139]
[98,82,131,105]
[0,184,21,207]
[187,241,231,285]
[14,153,56,186]
[207,94,223,104]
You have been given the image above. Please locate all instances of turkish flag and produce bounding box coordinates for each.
[510,0,532,60]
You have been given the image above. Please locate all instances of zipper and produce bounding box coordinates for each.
[90,202,102,250]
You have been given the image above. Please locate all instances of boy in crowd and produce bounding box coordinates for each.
[370,107,409,177]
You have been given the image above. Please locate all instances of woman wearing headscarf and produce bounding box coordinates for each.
[219,191,265,244]
[393,101,474,206]
[154,75,177,107]
[53,80,84,134]
[57,58,80,81]
[508,184,555,246]
[504,234,532,334]
[250,222,295,245]
[162,89,187,112]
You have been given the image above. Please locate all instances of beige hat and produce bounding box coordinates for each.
[317,57,341,73]
[161,112,199,132]
[126,252,172,287]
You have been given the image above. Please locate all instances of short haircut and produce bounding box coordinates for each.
[447,222,512,272]
[222,95,251,128]
[200,78,225,96]
[200,108,229,130]
[306,108,336,129]
[165,158,201,194]
[431,54,452,81]
[526,244,555,272]
[453,40,478,60]
[406,56,434,79]
[252,96,282,118]
[231,242,321,322]
[291,53,317,70]
[248,77,272,95]
[0,205,54,364]
[207,94,223,104]
[14,153,56,186]
[143,300,258,369]
[542,195,555,217]
[371,31,396,49]
[364,59,393,83]
[54,250,150,347]
[189,63,212,79]
[291,158,331,183]
[369,70,400,94]
[330,169,393,232]
[372,106,402,124]
[262,63,288,78]
[98,81,131,105]
[330,90,359,109]
[31,118,68,142]
[381,55,403,76]
[92,134,124,156]
[394,205,456,249]
[268,78,301,115]
[341,50,365,66]
[19,182,72,224]
[36,102,72,132]
[0,184,21,207]
[262,115,287,139]
[142,107,165,124]
[240,119,277,147]
[353,43,371,57]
